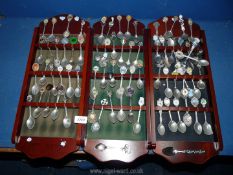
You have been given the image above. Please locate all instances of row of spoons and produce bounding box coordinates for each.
[153,49,207,76]
[152,15,199,47]
[35,44,84,72]
[155,78,207,108]
[89,96,145,134]
[96,15,141,45]
[26,94,74,130]
[39,14,86,45]
[31,63,81,99]
[153,45,209,77]
[157,110,213,136]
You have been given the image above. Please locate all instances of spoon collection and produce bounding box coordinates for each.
[24,15,88,130]
[19,14,218,160]
[156,98,212,136]
[87,15,146,134]
[153,15,213,137]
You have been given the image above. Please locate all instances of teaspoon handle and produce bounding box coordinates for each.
[137,106,142,122]
[29,106,32,118]
[98,106,104,120]
[168,110,172,120]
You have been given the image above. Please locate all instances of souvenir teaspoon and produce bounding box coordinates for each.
[26,95,35,129]
[133,97,144,134]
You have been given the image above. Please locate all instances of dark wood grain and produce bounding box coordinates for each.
[15,136,77,160]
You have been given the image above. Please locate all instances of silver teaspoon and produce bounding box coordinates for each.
[111,32,118,59]
[107,91,117,123]
[61,45,68,67]
[77,37,84,66]
[41,84,53,118]
[203,111,213,135]
[133,42,142,66]
[126,41,135,66]
[166,16,178,38]
[39,58,50,86]
[63,98,71,128]
[51,74,58,96]
[31,74,39,96]
[133,97,144,134]
[51,95,61,121]
[97,16,107,44]
[164,78,173,98]
[117,37,126,67]
[153,22,160,46]
[117,15,123,39]
[117,95,126,122]
[66,71,75,98]
[136,65,144,90]
[177,111,186,133]
[36,47,45,64]
[192,79,201,99]
[168,110,178,133]
[197,67,206,89]
[32,87,44,118]
[74,71,81,98]
[26,95,35,129]
[116,65,127,98]
[88,97,97,123]
[183,99,192,126]
[107,17,114,36]
[48,17,57,43]
[99,67,108,89]
[125,15,132,39]
[90,66,99,100]
[133,21,139,43]
[127,96,135,123]
[194,111,202,135]
[63,14,73,38]
[125,65,136,97]
[39,18,48,43]
[91,99,108,132]
[173,78,181,99]
[157,110,165,136]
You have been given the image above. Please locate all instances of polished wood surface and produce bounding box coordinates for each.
[11,14,222,163]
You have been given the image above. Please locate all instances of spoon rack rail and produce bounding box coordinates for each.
[12,14,222,163]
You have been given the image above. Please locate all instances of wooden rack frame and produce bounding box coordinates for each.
[11,14,222,163]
